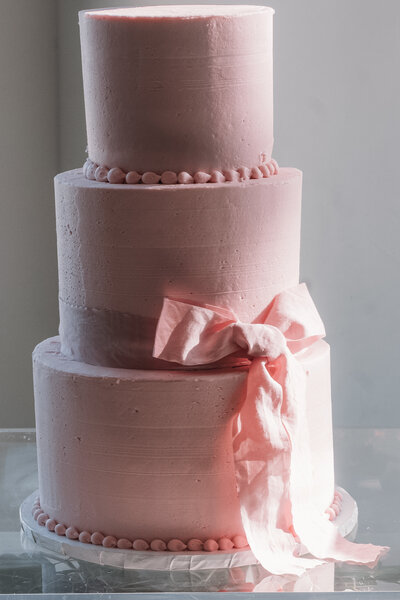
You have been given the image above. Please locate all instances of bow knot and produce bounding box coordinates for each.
[232,322,287,361]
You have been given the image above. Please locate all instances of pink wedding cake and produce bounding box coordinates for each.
[31,5,387,574]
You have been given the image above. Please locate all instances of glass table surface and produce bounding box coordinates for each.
[0,428,399,598]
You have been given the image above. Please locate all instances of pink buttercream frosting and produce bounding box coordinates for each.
[66,527,79,540]
[150,539,167,551]
[33,335,335,549]
[117,538,133,550]
[79,6,275,174]
[56,167,301,370]
[45,518,56,532]
[32,494,342,553]
[187,539,203,551]
[32,498,248,552]
[79,531,91,544]
[91,531,104,545]
[55,523,66,536]
[83,157,279,185]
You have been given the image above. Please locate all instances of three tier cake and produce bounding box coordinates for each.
[30,5,387,575]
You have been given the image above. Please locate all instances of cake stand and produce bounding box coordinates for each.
[20,486,357,571]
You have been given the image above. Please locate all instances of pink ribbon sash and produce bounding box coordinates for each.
[153,283,388,575]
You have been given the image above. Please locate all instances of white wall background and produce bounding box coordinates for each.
[0,0,399,427]
[0,0,58,429]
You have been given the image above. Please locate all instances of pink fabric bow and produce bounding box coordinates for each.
[153,283,388,575]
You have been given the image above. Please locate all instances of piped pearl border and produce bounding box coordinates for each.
[325,489,343,521]
[31,496,248,552]
[83,157,279,185]
[31,491,342,552]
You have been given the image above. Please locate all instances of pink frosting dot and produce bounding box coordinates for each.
[103,535,117,548]
[204,539,219,552]
[210,170,225,183]
[95,166,109,182]
[167,539,187,552]
[91,531,105,545]
[82,159,91,178]
[133,539,150,551]
[82,158,93,177]
[161,171,178,185]
[238,166,251,181]
[79,531,91,544]
[232,535,248,549]
[34,496,40,505]
[107,167,126,184]
[326,507,336,521]
[178,171,194,184]
[33,508,43,521]
[150,539,167,551]
[142,171,161,184]
[86,162,98,180]
[45,518,57,532]
[178,171,194,185]
[270,158,279,174]
[218,537,234,551]
[267,162,276,176]
[335,490,343,501]
[117,538,133,550]
[32,505,40,516]
[250,166,263,179]
[187,538,203,551]
[332,502,341,515]
[194,171,211,184]
[125,171,142,184]
[55,523,67,536]
[37,513,49,526]
[66,526,79,540]
[258,164,270,178]
[223,170,240,183]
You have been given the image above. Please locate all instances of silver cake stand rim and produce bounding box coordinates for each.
[20,486,357,571]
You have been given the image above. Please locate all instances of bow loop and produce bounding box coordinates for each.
[264,283,326,353]
[154,283,325,366]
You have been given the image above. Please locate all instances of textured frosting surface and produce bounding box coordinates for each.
[33,337,334,544]
[56,168,302,369]
[79,5,274,174]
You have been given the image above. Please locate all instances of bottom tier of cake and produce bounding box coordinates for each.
[33,337,334,546]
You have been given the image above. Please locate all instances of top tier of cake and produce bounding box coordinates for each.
[79,5,274,175]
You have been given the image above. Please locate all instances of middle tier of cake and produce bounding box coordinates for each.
[33,336,334,546]
[56,167,302,369]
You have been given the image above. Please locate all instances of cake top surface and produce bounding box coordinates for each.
[82,5,274,20]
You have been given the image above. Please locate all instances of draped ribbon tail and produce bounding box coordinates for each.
[233,358,323,576]
[284,355,390,570]
[293,510,390,569]
[234,351,389,575]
